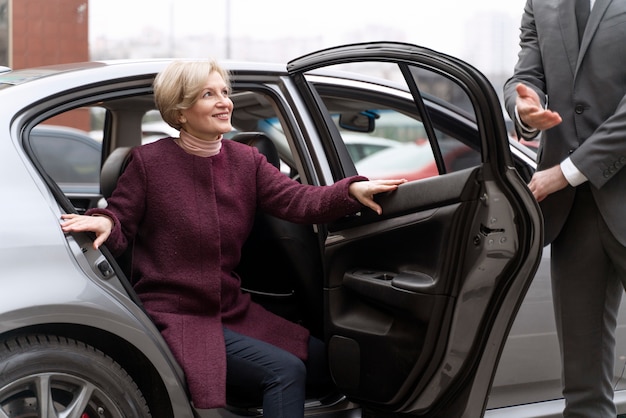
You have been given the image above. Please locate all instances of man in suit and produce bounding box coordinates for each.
[504,0,626,415]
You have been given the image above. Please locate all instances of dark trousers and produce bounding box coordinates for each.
[224,327,331,418]
[551,184,626,417]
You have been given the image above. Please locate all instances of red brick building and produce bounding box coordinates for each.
[1,0,90,129]
[6,0,88,68]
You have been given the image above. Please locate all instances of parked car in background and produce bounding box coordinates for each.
[30,125,101,187]
[342,133,401,162]
[141,119,179,143]
[0,42,621,418]
[355,139,478,181]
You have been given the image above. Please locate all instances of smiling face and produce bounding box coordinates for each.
[179,71,233,141]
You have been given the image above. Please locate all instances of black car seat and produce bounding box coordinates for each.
[230,132,324,337]
[100,146,133,199]
[98,146,135,281]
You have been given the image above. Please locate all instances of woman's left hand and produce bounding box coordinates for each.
[349,179,406,215]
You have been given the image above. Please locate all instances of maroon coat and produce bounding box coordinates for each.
[88,138,365,409]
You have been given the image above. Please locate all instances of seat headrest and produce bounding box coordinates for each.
[230,132,280,169]
[100,147,133,199]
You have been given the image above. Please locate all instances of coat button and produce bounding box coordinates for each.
[575,104,585,114]
[604,170,611,177]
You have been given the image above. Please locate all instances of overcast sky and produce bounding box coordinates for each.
[89,0,527,74]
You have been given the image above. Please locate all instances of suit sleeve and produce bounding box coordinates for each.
[571,94,626,189]
[503,0,548,136]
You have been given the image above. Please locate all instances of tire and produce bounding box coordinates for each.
[0,334,151,418]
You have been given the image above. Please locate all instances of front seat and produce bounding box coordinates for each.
[100,146,133,199]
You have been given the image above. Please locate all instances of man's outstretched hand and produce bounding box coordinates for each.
[516,83,562,131]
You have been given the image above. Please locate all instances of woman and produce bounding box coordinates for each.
[61,59,405,416]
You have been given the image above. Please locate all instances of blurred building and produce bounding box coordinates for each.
[0,0,89,129]
[0,0,88,68]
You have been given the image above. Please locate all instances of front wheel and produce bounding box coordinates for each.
[0,334,151,418]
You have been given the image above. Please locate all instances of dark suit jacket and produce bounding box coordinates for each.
[504,0,626,246]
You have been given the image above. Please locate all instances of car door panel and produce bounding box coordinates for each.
[324,165,513,408]
[328,167,480,292]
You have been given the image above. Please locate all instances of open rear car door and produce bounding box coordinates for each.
[288,42,543,417]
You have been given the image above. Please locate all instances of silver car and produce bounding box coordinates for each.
[0,42,596,417]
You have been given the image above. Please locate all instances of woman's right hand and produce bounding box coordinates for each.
[61,213,113,249]
[349,178,406,215]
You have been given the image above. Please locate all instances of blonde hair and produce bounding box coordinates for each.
[153,59,231,130]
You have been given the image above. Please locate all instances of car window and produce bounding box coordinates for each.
[307,63,482,181]
[27,103,166,213]
[29,105,180,187]
[26,91,299,215]
[30,125,101,184]
[230,90,297,177]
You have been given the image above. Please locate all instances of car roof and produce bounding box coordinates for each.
[0,59,288,89]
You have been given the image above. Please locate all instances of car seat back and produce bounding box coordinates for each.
[100,146,133,199]
[230,132,324,336]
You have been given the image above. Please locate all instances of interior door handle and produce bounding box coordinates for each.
[345,269,435,294]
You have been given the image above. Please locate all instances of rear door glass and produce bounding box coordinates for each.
[308,62,481,181]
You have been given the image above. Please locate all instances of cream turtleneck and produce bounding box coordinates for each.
[174,129,223,157]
